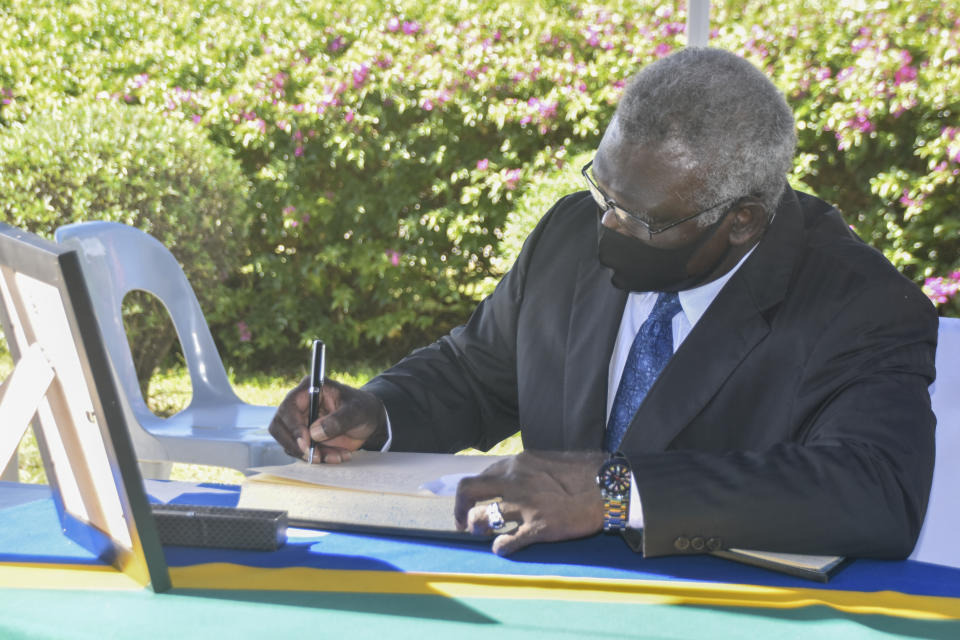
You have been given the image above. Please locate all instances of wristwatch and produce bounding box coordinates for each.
[596,453,631,532]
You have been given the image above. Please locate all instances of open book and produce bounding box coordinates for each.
[239,451,846,581]
[238,451,511,540]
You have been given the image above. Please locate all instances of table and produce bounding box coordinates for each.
[2,481,958,639]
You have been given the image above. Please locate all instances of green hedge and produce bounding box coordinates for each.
[0,97,251,382]
[2,0,958,370]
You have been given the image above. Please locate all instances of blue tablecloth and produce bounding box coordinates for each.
[2,480,959,639]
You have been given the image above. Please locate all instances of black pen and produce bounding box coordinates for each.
[307,339,325,464]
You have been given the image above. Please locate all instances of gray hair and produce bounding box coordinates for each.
[615,48,796,225]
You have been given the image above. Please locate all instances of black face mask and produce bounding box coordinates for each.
[597,211,731,293]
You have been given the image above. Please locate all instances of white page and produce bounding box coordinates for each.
[248,451,508,496]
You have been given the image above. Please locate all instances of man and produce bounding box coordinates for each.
[269,48,937,559]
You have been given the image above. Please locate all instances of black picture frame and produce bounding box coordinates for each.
[0,222,170,592]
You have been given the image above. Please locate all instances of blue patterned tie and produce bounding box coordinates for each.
[604,292,682,452]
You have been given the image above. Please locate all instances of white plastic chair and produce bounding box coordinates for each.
[55,221,294,474]
[909,316,960,568]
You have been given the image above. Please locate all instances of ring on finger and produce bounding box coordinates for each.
[486,501,506,530]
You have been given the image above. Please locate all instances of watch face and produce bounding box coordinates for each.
[599,460,631,496]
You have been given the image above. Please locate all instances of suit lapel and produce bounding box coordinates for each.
[562,249,627,450]
[619,188,806,453]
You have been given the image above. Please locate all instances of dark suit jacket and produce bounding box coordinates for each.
[364,187,938,558]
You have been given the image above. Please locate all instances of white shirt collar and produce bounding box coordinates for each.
[677,244,757,327]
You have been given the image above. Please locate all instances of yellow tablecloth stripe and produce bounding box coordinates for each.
[170,563,960,621]
[4,560,958,621]
[0,562,145,591]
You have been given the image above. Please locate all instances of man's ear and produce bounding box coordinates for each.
[728,198,768,246]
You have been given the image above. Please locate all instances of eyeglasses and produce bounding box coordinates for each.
[581,159,738,236]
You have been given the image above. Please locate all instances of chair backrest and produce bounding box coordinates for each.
[910,316,960,568]
[54,221,242,420]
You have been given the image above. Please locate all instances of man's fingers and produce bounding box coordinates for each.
[270,376,386,460]
[491,522,539,557]
[292,375,311,412]
[310,444,353,464]
[269,410,303,458]
[309,410,351,442]
[455,474,509,527]
[318,379,344,414]
[268,375,313,458]
[268,419,297,456]
[463,500,521,534]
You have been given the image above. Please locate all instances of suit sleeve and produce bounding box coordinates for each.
[362,195,574,454]
[632,280,938,559]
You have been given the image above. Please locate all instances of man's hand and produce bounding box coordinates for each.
[268,376,387,463]
[455,450,608,556]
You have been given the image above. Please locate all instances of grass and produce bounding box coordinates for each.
[3,351,521,486]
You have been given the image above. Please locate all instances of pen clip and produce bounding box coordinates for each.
[307,340,325,464]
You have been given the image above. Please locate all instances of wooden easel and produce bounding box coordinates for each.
[0,224,170,592]
[0,342,54,481]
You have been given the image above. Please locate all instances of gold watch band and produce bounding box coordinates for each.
[603,495,629,531]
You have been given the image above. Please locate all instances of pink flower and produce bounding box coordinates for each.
[815,67,832,81]
[835,131,850,152]
[849,114,874,133]
[352,64,370,88]
[899,189,922,208]
[836,66,855,83]
[237,321,252,342]
[191,114,202,124]
[664,22,685,36]
[894,65,917,85]
[504,168,522,190]
[421,98,434,111]
[924,275,960,306]
[329,35,345,51]
[295,145,304,157]
[538,101,557,119]
[653,43,672,58]
[386,250,401,266]
[387,16,400,32]
[282,206,296,216]
[476,158,489,171]
[402,21,420,35]
[344,110,355,122]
